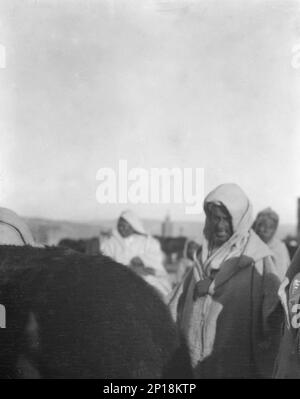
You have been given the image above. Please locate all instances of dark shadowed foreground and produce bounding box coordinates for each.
[0,246,192,379]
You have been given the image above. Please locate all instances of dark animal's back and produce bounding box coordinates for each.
[0,246,192,379]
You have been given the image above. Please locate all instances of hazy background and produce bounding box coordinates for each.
[0,0,299,231]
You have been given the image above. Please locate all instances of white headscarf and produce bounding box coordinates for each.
[0,207,35,245]
[197,183,253,273]
[195,183,270,278]
[120,210,146,234]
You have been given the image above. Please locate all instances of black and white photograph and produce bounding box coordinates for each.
[0,0,300,381]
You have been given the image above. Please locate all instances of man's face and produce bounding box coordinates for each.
[205,204,233,248]
[117,217,135,238]
[255,218,277,244]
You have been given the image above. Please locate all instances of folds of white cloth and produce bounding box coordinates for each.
[100,229,172,301]
[0,207,35,246]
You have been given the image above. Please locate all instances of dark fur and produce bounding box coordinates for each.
[58,237,100,255]
[0,246,192,379]
[58,238,87,253]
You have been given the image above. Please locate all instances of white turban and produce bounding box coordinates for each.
[120,210,146,235]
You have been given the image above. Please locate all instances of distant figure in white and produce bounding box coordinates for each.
[100,210,172,301]
[0,207,35,246]
[253,207,290,281]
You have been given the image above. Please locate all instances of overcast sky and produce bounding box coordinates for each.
[0,0,299,224]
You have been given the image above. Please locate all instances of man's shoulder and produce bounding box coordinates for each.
[100,231,120,248]
[245,230,273,261]
[143,234,161,250]
[270,237,289,252]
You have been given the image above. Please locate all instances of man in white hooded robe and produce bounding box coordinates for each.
[100,210,172,301]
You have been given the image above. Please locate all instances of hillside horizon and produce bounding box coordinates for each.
[23,215,297,246]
